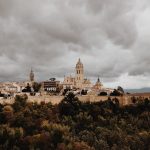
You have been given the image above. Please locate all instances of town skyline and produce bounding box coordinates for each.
[0,0,150,89]
[1,58,150,91]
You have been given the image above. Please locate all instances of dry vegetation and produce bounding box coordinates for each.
[0,93,150,150]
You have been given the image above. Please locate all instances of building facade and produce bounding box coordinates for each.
[92,77,103,91]
[62,58,92,89]
[75,58,84,88]
[42,80,60,92]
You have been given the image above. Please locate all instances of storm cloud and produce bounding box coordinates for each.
[0,0,150,88]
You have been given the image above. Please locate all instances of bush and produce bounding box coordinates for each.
[99,92,107,96]
[12,95,27,112]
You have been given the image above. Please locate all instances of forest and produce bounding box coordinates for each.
[0,93,150,150]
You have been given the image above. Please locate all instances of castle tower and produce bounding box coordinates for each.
[30,68,34,82]
[75,58,84,88]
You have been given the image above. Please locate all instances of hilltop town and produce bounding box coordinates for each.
[0,62,149,149]
[0,58,114,96]
[0,59,121,97]
[0,58,149,106]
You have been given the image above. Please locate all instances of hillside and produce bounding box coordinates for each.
[0,94,149,150]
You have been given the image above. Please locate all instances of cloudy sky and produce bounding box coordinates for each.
[0,0,150,89]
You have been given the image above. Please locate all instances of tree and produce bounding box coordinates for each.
[110,89,122,96]
[22,83,32,93]
[99,92,107,96]
[12,95,27,112]
[58,92,81,116]
[117,86,124,94]
[32,82,41,92]
[81,90,87,95]
[2,105,14,123]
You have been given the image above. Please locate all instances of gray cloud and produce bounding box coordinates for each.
[0,0,150,88]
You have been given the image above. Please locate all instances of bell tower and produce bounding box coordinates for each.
[75,58,84,88]
[30,68,34,82]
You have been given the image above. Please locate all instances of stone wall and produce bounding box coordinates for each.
[27,96,64,104]
[27,95,122,105]
[0,95,144,106]
[78,95,133,106]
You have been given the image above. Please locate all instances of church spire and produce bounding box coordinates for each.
[78,58,81,63]
[30,68,34,82]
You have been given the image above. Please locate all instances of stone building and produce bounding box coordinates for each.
[63,75,75,89]
[62,58,92,89]
[24,68,35,88]
[92,77,103,91]
[42,79,60,92]
[75,58,84,88]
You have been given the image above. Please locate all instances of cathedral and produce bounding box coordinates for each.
[62,58,92,90]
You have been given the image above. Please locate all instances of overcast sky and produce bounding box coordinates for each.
[0,0,150,89]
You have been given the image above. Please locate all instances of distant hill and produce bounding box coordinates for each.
[125,87,150,93]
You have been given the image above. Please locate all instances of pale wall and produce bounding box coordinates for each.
[0,95,134,106]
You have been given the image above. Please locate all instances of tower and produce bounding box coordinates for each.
[75,58,84,88]
[93,76,103,90]
[30,68,34,82]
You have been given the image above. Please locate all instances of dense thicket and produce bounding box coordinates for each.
[0,93,149,150]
